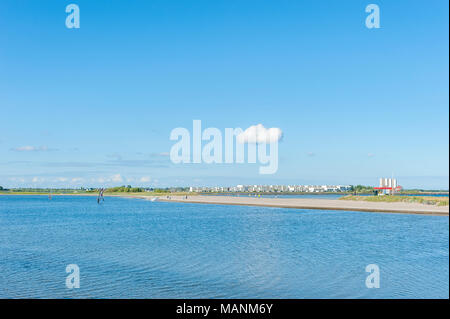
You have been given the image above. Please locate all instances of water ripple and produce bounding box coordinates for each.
[0,195,448,298]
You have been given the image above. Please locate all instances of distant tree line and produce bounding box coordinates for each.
[106,185,144,193]
[104,186,189,193]
[0,186,191,194]
[349,185,374,193]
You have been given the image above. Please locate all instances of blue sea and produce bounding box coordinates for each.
[0,195,448,298]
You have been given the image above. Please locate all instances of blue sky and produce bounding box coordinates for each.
[0,0,448,189]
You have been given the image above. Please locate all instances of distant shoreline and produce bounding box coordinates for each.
[1,191,448,196]
[197,191,450,196]
[1,193,449,216]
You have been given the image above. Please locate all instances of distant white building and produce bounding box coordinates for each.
[375,178,401,195]
[189,184,353,193]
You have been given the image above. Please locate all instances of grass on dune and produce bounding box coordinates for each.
[340,195,449,206]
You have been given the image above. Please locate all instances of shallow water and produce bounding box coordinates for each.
[0,195,448,298]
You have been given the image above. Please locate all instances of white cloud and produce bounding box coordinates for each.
[368,153,375,157]
[31,177,45,183]
[71,177,83,183]
[91,177,106,183]
[56,177,68,182]
[237,124,283,144]
[12,146,37,152]
[11,145,56,152]
[111,174,123,183]
[140,176,151,182]
[91,175,122,184]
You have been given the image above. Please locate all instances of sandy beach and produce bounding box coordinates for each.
[148,195,449,216]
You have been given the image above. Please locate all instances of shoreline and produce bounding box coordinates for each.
[149,195,449,216]
[1,193,448,216]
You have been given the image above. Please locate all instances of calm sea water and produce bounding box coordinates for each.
[0,195,448,298]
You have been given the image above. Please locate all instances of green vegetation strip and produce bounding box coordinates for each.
[340,195,449,206]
